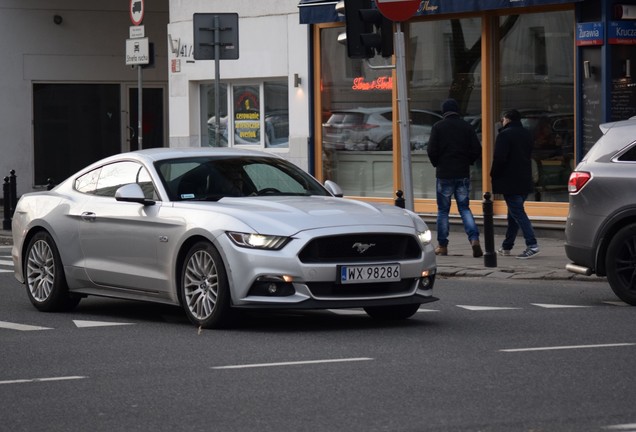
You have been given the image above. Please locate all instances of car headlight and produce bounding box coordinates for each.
[227,232,290,250]
[417,229,432,245]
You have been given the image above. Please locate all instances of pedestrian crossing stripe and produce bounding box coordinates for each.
[531,303,592,308]
[0,321,52,331]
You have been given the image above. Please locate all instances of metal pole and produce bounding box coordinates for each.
[395,22,413,211]
[2,177,10,230]
[482,192,497,267]
[137,65,143,150]
[214,15,221,147]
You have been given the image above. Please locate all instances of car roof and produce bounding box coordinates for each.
[74,147,279,175]
[599,116,636,135]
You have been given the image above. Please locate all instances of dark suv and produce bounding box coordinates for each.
[565,117,636,305]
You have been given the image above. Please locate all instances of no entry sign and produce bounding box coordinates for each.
[375,0,420,22]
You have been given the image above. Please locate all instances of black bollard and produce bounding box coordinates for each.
[3,176,10,230]
[482,192,497,268]
[395,190,405,208]
[9,170,17,216]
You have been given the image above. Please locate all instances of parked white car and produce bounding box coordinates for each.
[322,107,442,151]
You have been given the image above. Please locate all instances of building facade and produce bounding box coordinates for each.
[0,0,168,197]
[2,0,635,224]
[301,0,636,219]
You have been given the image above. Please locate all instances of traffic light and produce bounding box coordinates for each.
[336,0,394,59]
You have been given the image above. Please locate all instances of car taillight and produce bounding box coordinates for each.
[354,124,380,130]
[568,171,591,193]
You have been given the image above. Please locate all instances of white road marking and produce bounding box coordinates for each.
[501,343,636,353]
[328,308,439,316]
[531,303,592,308]
[0,376,87,385]
[0,321,52,331]
[0,259,13,266]
[457,305,521,311]
[212,357,373,370]
[603,301,629,306]
[604,424,636,430]
[328,309,366,316]
[0,269,12,273]
[73,320,135,328]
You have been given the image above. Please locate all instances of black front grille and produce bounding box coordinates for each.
[307,279,415,298]
[298,234,421,264]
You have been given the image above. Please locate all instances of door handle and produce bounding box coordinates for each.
[81,212,96,222]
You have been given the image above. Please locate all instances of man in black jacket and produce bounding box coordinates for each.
[490,109,540,259]
[427,98,483,257]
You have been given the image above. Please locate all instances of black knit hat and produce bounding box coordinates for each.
[441,98,460,114]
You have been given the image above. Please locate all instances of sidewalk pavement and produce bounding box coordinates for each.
[0,229,606,283]
[433,229,606,282]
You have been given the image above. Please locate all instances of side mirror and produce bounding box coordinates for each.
[115,183,156,206]
[324,180,344,197]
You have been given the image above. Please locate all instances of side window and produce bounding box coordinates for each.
[76,161,158,199]
[618,144,636,162]
[75,168,101,194]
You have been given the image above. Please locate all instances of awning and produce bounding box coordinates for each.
[299,0,582,24]
[298,0,342,25]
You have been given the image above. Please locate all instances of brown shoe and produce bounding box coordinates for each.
[471,240,483,258]
[435,245,448,256]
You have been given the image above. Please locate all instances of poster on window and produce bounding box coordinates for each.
[233,86,260,144]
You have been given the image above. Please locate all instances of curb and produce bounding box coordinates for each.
[436,265,607,282]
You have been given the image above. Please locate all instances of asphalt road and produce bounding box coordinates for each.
[1,245,635,432]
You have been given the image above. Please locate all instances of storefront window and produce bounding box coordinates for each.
[497,11,575,203]
[408,17,483,200]
[201,83,229,147]
[200,80,288,148]
[319,26,393,197]
[264,81,289,148]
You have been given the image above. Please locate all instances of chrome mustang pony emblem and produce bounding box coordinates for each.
[352,242,376,254]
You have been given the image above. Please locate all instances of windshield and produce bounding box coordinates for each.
[155,156,330,201]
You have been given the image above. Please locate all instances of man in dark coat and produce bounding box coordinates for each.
[490,109,540,259]
[427,98,483,257]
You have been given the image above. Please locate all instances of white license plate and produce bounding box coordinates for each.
[339,263,400,284]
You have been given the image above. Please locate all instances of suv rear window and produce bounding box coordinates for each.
[618,145,636,162]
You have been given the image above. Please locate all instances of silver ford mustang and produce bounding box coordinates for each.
[12,148,437,328]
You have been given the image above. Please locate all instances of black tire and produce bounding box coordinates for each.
[24,231,81,312]
[364,304,421,320]
[181,241,233,328]
[605,223,636,305]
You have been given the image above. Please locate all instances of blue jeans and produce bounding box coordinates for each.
[436,178,479,246]
[502,194,538,250]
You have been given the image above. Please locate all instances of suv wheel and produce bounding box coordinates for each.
[605,223,636,305]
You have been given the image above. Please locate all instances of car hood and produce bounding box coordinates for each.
[174,196,420,236]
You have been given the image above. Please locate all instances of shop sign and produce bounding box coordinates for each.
[608,21,636,44]
[576,22,604,46]
[234,89,260,142]
[352,76,393,91]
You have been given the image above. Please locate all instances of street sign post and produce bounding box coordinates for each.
[129,0,145,149]
[193,13,240,146]
[375,0,420,211]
